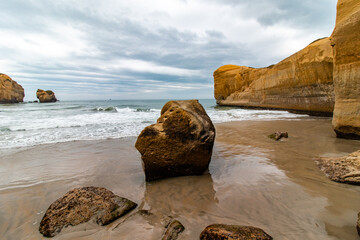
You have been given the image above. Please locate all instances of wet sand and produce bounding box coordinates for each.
[1,118,360,239]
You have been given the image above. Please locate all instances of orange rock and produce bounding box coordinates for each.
[331,0,360,139]
[0,73,24,103]
[36,89,57,103]
[214,38,334,116]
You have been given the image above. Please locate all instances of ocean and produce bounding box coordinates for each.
[0,99,308,149]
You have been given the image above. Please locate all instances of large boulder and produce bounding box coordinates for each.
[0,73,24,103]
[331,0,360,139]
[316,150,360,185]
[36,89,57,103]
[135,100,215,181]
[39,186,137,237]
[200,224,273,240]
[214,38,334,116]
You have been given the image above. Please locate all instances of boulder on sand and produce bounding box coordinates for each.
[316,150,360,185]
[135,100,215,181]
[36,89,57,103]
[39,186,137,237]
[200,224,273,240]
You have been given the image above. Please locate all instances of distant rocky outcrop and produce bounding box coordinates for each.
[331,0,360,139]
[200,224,273,240]
[316,150,360,185]
[39,187,137,237]
[36,89,57,103]
[214,37,334,116]
[135,100,215,181]
[0,73,24,103]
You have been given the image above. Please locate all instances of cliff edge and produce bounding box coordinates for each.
[0,73,25,103]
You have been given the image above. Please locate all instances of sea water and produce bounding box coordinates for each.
[0,99,308,149]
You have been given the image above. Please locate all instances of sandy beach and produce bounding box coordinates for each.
[1,118,360,239]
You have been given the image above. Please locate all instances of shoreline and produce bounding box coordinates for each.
[1,118,360,239]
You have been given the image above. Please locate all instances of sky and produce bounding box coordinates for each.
[0,0,337,101]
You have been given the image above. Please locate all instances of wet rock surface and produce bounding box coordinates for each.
[200,224,273,240]
[268,132,288,141]
[135,100,215,181]
[316,150,360,185]
[39,186,137,237]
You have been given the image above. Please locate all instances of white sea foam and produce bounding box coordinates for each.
[0,100,309,149]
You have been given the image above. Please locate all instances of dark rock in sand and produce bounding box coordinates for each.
[135,100,215,181]
[200,224,272,240]
[162,220,185,240]
[36,89,57,103]
[39,186,137,237]
[357,212,360,237]
[316,150,360,185]
[268,132,288,141]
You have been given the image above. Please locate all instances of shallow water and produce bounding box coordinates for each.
[0,119,360,239]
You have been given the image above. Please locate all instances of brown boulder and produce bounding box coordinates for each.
[0,73,24,103]
[331,0,360,139]
[316,150,360,185]
[39,186,137,237]
[135,100,215,181]
[357,212,360,236]
[200,224,272,240]
[36,89,57,103]
[213,38,334,116]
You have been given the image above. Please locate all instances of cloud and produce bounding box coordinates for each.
[0,0,337,100]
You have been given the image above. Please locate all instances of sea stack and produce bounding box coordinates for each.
[330,0,360,139]
[0,73,24,103]
[36,89,57,103]
[135,100,215,181]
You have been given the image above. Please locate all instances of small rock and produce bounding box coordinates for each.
[357,212,360,237]
[36,89,57,103]
[39,186,137,237]
[316,150,360,185]
[200,224,272,240]
[268,132,288,141]
[162,220,185,240]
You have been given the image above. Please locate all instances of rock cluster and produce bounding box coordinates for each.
[200,224,272,240]
[39,187,137,237]
[36,89,57,103]
[316,150,360,185]
[135,100,215,181]
[0,73,24,103]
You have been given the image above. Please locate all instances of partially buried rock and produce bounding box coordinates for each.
[316,150,360,185]
[39,186,137,237]
[162,220,185,240]
[268,132,288,141]
[36,89,57,103]
[135,100,215,181]
[200,224,273,240]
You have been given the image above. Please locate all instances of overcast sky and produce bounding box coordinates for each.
[0,0,337,101]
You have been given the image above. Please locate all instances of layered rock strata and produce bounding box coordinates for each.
[36,89,57,103]
[214,38,335,116]
[316,150,360,185]
[39,187,137,237]
[0,73,24,103]
[331,0,360,139]
[135,100,215,181]
[200,224,273,240]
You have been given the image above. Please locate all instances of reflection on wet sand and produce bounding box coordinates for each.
[0,119,360,239]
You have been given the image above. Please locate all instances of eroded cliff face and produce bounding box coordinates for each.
[331,0,360,139]
[214,38,335,115]
[0,73,25,103]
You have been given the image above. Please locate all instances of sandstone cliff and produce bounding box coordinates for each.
[214,38,335,115]
[0,73,24,103]
[36,89,57,103]
[331,0,360,139]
